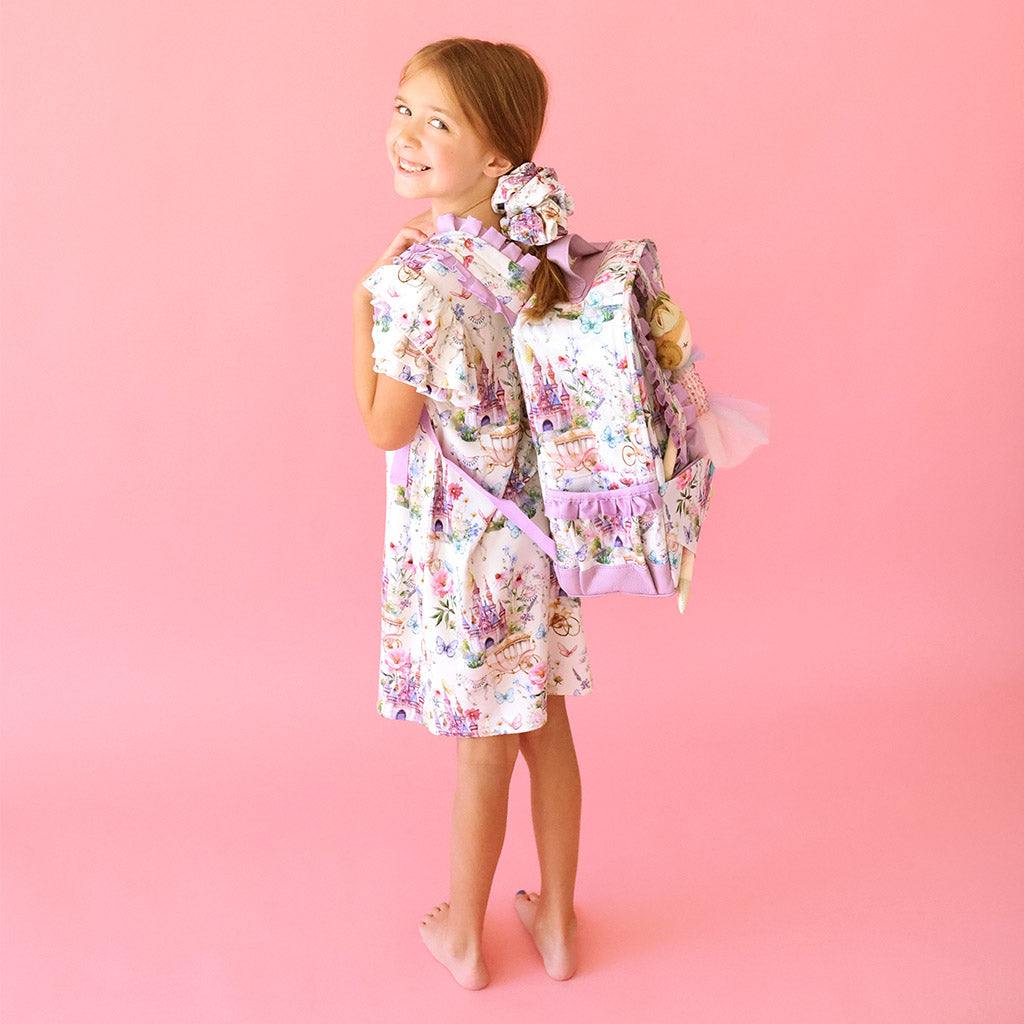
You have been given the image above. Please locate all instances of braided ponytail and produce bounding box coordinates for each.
[522,247,569,321]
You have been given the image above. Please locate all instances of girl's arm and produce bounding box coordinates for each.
[354,218,432,450]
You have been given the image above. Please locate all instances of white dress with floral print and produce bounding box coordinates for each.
[363,215,592,737]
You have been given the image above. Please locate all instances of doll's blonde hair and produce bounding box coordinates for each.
[401,38,569,320]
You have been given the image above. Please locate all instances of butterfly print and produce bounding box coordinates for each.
[365,222,594,736]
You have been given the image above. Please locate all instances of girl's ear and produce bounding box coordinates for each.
[484,152,514,179]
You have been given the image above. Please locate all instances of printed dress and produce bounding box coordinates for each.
[363,214,592,737]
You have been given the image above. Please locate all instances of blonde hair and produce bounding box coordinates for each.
[401,38,569,320]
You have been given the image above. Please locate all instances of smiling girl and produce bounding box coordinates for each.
[353,39,588,989]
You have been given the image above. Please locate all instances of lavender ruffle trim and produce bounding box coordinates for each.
[628,259,694,459]
[433,214,541,274]
[545,481,662,520]
[406,215,542,328]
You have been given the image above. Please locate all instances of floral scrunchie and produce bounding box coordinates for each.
[491,162,574,246]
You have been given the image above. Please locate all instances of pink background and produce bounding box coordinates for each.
[3,1,1022,1021]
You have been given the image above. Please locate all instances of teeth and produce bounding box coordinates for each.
[398,157,429,172]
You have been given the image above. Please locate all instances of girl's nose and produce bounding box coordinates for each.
[394,125,419,149]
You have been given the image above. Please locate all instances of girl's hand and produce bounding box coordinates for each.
[357,211,434,287]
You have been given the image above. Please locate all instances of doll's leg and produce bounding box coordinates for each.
[419,731,520,990]
[515,695,581,980]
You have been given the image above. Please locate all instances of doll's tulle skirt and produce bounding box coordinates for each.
[694,394,770,469]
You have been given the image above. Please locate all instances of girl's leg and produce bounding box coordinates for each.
[419,732,520,990]
[515,695,581,980]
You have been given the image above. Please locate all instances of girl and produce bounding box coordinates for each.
[353,39,589,989]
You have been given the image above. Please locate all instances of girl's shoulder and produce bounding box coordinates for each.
[397,215,541,314]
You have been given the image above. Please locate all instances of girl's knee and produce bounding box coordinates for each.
[519,699,574,763]
[456,733,521,773]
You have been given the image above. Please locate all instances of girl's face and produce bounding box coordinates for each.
[387,67,511,218]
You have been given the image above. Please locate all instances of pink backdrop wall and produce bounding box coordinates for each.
[3,2,1022,1021]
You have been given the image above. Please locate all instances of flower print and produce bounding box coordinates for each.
[493,163,574,245]
[384,647,412,674]
[500,209,541,247]
[536,197,563,224]
[528,660,548,689]
[367,215,594,737]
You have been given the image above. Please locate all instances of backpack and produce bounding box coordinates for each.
[395,219,718,604]
[512,238,712,598]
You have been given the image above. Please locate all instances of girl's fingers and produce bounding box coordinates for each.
[386,227,427,256]
[376,226,428,265]
[405,209,435,235]
[358,218,432,284]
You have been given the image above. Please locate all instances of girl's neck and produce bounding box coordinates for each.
[432,194,501,231]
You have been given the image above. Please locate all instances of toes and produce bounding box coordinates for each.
[420,902,449,926]
[514,890,540,924]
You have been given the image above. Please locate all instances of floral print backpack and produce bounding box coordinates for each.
[404,229,731,601]
[401,164,767,607]
[512,237,714,598]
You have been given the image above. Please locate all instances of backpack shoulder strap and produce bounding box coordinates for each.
[415,410,556,560]
[388,224,557,561]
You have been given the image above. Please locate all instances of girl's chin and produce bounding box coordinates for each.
[393,172,431,196]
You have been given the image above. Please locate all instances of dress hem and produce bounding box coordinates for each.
[377,687,592,738]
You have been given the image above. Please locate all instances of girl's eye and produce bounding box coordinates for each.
[428,117,448,131]
[395,104,411,116]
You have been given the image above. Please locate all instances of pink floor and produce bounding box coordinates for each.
[5,596,1022,1024]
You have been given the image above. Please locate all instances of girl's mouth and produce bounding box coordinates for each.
[398,157,430,173]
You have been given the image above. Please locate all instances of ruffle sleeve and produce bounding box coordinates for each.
[363,259,478,410]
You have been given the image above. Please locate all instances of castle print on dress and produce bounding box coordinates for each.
[366,215,593,737]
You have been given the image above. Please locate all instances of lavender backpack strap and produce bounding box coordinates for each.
[416,410,556,560]
[389,438,411,488]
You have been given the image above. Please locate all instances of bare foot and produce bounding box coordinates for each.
[514,890,578,980]
[418,902,489,990]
